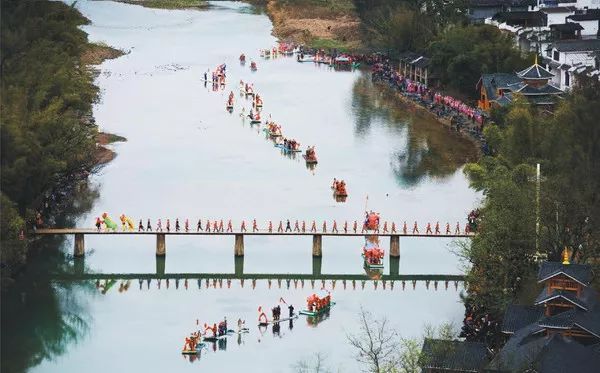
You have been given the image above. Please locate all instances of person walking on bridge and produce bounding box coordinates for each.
[227,220,233,233]
[391,222,397,233]
[353,220,358,233]
[455,222,460,234]
[253,219,258,232]
[403,221,408,234]
[146,219,152,232]
[277,221,284,233]
[426,222,433,235]
[205,220,211,232]
[310,220,317,233]
[412,221,419,234]
[285,220,292,232]
[383,222,388,233]
[175,218,180,232]
[157,219,163,232]
[138,219,144,232]
[212,220,218,232]
[219,219,224,233]
[301,221,306,233]
[268,221,273,233]
[293,220,300,232]
[445,222,451,235]
[343,221,348,233]
[435,222,440,235]
[185,219,189,232]
[241,220,247,232]
[332,220,338,233]
[166,219,171,232]
[197,219,203,232]
[322,221,327,233]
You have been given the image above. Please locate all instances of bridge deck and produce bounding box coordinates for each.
[35,228,473,238]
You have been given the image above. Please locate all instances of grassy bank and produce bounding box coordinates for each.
[81,42,127,65]
[260,0,363,51]
[115,0,207,9]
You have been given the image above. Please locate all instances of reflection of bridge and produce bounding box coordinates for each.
[59,257,465,291]
[35,229,473,258]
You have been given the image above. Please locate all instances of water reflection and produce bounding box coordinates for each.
[351,76,478,187]
[1,182,99,373]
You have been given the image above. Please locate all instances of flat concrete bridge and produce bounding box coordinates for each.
[35,228,474,258]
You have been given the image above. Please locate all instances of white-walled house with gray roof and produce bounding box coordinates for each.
[544,39,600,90]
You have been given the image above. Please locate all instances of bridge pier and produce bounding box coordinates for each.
[389,256,400,276]
[74,256,85,275]
[390,235,400,257]
[234,234,244,256]
[312,235,322,257]
[235,256,244,276]
[156,234,166,256]
[156,256,165,276]
[74,233,85,257]
[312,256,322,276]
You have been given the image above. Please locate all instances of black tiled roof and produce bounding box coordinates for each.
[550,22,584,32]
[492,11,546,26]
[517,63,555,80]
[502,304,544,334]
[552,39,600,52]
[568,10,600,21]
[487,325,600,372]
[537,262,593,285]
[477,73,521,100]
[541,6,576,14]
[420,339,488,372]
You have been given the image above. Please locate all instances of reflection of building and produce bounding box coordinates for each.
[476,58,563,111]
[419,260,600,372]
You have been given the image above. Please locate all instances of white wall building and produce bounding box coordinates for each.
[544,39,600,89]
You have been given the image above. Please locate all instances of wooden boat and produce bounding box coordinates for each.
[181,349,198,355]
[250,119,261,124]
[201,334,228,342]
[303,154,318,164]
[300,301,336,317]
[258,314,298,326]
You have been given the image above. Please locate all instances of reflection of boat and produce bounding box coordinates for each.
[363,236,384,269]
[306,308,331,327]
[202,334,228,342]
[258,314,298,326]
[276,144,302,152]
[227,328,249,334]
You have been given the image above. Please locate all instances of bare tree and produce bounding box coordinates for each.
[294,352,332,373]
[346,307,399,372]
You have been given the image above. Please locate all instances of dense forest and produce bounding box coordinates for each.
[1,1,100,285]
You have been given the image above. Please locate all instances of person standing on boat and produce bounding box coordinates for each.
[285,220,292,232]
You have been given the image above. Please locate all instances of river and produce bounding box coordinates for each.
[2,1,480,372]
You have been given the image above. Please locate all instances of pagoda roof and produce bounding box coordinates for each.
[517,63,555,80]
[502,304,544,334]
[515,83,563,95]
[537,262,593,285]
[420,339,488,372]
[537,308,600,338]
[477,73,521,100]
[535,289,589,310]
[487,325,600,372]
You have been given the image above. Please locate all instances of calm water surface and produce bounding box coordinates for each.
[3,1,481,372]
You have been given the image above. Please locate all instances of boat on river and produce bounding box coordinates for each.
[300,292,334,316]
[297,54,314,63]
[332,179,348,197]
[258,314,298,326]
[303,146,318,164]
[364,211,380,231]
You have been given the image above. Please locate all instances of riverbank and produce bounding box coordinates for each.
[81,42,127,66]
[112,0,207,9]
[258,0,362,51]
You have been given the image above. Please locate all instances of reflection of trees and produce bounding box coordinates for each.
[351,75,477,187]
[1,182,98,373]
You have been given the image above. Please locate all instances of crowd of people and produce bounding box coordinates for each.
[370,59,489,154]
[93,214,475,235]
